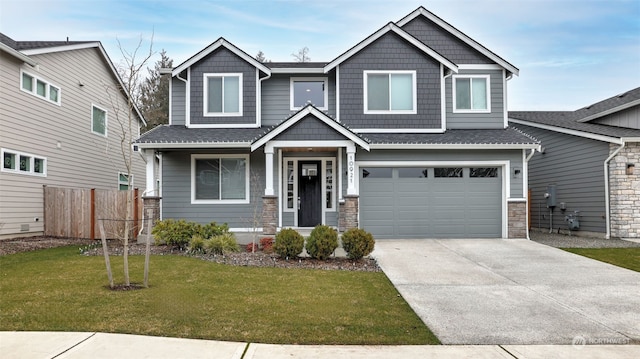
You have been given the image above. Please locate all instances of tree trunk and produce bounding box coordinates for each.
[99,220,114,289]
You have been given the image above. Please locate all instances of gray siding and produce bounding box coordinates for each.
[170,76,186,125]
[273,115,348,141]
[161,150,264,228]
[339,32,442,129]
[401,16,494,64]
[591,105,640,129]
[446,70,505,129]
[0,48,146,239]
[514,124,609,233]
[261,74,336,127]
[189,47,257,126]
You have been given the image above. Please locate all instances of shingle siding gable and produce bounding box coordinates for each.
[272,114,349,141]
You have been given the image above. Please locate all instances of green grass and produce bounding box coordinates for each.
[562,248,640,272]
[0,246,439,345]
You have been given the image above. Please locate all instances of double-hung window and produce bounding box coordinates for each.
[203,73,242,116]
[20,70,61,105]
[291,77,328,110]
[364,71,416,114]
[453,75,490,112]
[92,104,108,136]
[2,148,46,177]
[192,154,249,203]
[118,172,133,190]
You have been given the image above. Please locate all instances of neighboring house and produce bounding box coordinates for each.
[0,34,147,239]
[510,88,640,239]
[136,7,539,239]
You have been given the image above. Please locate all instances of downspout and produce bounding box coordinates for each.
[258,71,271,127]
[524,148,536,240]
[604,141,625,239]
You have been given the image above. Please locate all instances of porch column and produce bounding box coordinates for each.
[144,149,157,196]
[346,144,357,195]
[264,147,275,196]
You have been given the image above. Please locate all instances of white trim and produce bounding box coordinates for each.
[290,77,329,111]
[353,128,445,133]
[369,143,540,150]
[0,42,37,66]
[335,66,340,122]
[452,74,491,113]
[440,64,447,131]
[363,70,417,114]
[145,149,157,196]
[117,171,134,190]
[229,227,264,232]
[187,123,260,129]
[185,68,191,125]
[173,38,271,76]
[396,7,519,75]
[324,23,458,73]
[577,99,640,123]
[91,103,108,137]
[270,67,324,74]
[136,142,251,149]
[502,69,508,128]
[190,154,250,204]
[458,64,504,70]
[202,72,243,117]
[19,69,62,106]
[266,140,357,153]
[21,42,101,55]
[168,75,173,125]
[508,118,624,144]
[278,149,283,229]
[1,148,47,177]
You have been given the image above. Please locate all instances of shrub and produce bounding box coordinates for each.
[202,221,230,238]
[205,233,240,255]
[152,219,201,249]
[305,225,338,260]
[273,228,304,259]
[260,237,274,253]
[188,234,206,254]
[246,242,259,253]
[341,228,375,260]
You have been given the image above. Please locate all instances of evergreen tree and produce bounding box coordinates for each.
[138,49,172,132]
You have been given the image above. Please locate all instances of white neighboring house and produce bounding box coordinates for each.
[0,33,147,239]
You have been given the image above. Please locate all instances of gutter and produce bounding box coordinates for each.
[604,141,626,239]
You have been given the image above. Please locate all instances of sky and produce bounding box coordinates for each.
[1,0,638,111]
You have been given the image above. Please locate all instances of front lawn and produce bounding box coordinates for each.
[562,248,640,272]
[0,246,439,345]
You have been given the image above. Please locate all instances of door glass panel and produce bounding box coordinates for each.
[398,167,428,178]
[362,167,392,178]
[470,167,498,178]
[434,168,463,178]
[286,161,294,209]
[326,160,333,209]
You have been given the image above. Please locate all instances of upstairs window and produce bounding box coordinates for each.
[204,73,242,116]
[291,77,328,110]
[2,148,46,177]
[20,70,61,105]
[364,71,416,114]
[91,104,108,137]
[453,75,490,113]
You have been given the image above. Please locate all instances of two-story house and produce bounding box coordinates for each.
[135,7,539,239]
[0,34,147,239]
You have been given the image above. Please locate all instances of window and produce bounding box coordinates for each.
[203,73,242,116]
[434,168,463,178]
[470,167,498,178]
[325,160,333,210]
[118,172,133,190]
[192,155,249,203]
[291,77,328,110]
[92,105,107,136]
[453,75,490,112]
[398,167,429,178]
[362,167,393,178]
[1,148,46,176]
[286,161,294,209]
[20,70,61,105]
[364,71,416,113]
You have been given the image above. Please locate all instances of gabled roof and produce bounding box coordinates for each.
[574,87,640,123]
[172,37,271,76]
[397,6,519,76]
[324,22,458,73]
[251,105,370,151]
[134,125,268,148]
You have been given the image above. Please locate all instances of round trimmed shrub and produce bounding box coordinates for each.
[273,228,304,259]
[305,225,338,260]
[341,228,375,260]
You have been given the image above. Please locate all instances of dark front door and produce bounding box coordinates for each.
[298,161,322,227]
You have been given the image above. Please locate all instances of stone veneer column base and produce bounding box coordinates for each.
[138,196,161,244]
[508,201,527,238]
[609,142,640,239]
[262,195,278,235]
[343,195,359,231]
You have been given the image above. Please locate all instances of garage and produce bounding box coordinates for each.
[359,166,502,238]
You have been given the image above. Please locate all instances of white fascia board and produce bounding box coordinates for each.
[0,43,37,66]
[136,142,251,149]
[509,118,623,144]
[576,100,640,123]
[173,38,270,76]
[21,42,101,55]
[397,7,519,76]
[270,68,325,74]
[354,128,444,133]
[324,23,458,73]
[186,123,260,129]
[369,143,540,150]
[457,64,504,70]
[621,137,640,142]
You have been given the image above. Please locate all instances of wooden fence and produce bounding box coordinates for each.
[44,186,142,240]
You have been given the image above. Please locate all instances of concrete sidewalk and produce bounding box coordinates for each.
[1,332,638,358]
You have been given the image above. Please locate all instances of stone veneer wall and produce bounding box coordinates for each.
[343,195,359,231]
[609,143,640,239]
[508,201,527,238]
[261,195,278,235]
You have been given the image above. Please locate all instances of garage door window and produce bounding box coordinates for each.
[398,167,428,178]
[470,167,498,178]
[362,167,392,178]
[434,168,463,178]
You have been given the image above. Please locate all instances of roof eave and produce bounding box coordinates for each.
[136,142,252,149]
[0,42,37,66]
[509,117,624,144]
[20,42,101,55]
[369,143,540,150]
[576,99,640,123]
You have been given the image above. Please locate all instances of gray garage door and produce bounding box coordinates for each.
[359,166,502,238]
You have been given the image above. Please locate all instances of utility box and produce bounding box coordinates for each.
[546,185,557,208]
[566,211,580,230]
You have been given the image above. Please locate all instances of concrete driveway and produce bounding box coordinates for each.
[373,238,640,345]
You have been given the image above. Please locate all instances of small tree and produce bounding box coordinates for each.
[291,46,311,62]
[255,50,268,63]
[138,49,172,132]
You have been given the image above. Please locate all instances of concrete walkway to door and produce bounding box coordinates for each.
[373,238,640,345]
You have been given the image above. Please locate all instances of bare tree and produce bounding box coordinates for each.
[291,46,311,62]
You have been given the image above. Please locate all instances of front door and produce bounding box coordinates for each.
[298,161,322,227]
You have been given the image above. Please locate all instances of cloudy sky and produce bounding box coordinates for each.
[1,0,638,110]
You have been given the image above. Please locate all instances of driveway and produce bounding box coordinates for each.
[373,238,640,345]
